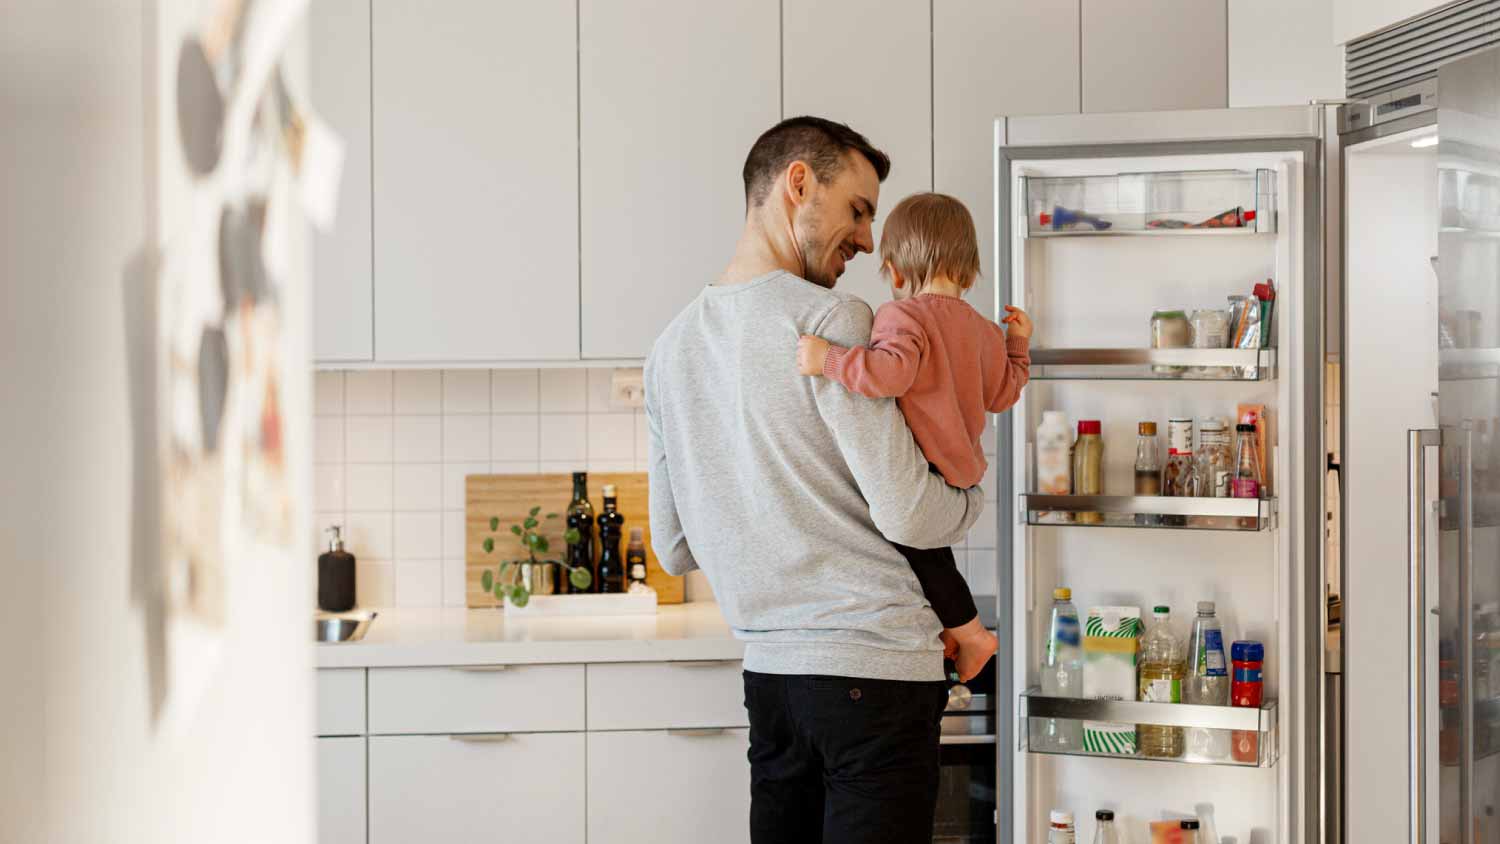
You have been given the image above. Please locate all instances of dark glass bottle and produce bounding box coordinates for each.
[625,527,648,589]
[595,484,625,594]
[565,472,595,594]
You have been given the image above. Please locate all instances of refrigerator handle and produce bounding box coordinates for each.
[1409,428,1440,844]
[1458,423,1475,844]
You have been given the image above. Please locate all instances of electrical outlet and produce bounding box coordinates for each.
[610,367,645,408]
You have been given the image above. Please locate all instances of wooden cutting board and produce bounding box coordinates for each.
[464,473,684,607]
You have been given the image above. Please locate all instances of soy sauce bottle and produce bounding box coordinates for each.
[595,484,625,593]
[564,472,595,594]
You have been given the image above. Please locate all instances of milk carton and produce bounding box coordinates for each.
[1082,606,1142,755]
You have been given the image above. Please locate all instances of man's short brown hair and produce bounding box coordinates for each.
[879,193,981,293]
[741,116,890,208]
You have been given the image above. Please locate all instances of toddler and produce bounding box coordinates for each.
[797,192,1032,680]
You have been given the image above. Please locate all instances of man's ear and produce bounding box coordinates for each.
[784,160,810,207]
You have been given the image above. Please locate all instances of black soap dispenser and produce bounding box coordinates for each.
[319,526,357,612]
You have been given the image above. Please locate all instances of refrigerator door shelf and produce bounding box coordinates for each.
[1030,347,1275,382]
[1022,168,1276,237]
[1021,494,1275,531]
[1020,689,1279,768]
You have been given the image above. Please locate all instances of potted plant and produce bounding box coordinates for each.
[480,506,592,608]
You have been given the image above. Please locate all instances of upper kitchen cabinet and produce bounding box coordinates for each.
[578,0,779,360]
[372,0,578,362]
[1080,0,1227,113]
[934,0,1080,320]
[309,0,373,362]
[783,0,932,313]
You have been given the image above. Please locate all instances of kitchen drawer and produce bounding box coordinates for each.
[368,664,584,734]
[586,660,747,730]
[586,729,750,844]
[316,668,366,736]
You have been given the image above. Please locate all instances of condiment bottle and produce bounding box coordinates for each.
[1134,421,1161,526]
[1231,640,1264,764]
[1048,809,1076,844]
[1072,420,1103,524]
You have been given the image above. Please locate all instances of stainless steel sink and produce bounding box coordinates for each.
[315,611,377,643]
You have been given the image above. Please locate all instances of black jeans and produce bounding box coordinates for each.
[743,670,949,844]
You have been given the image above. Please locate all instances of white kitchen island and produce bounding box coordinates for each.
[315,602,750,844]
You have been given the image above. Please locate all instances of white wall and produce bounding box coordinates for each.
[1229,0,1346,106]
[1334,0,1456,44]
[0,2,314,841]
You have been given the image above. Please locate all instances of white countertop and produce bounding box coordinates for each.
[316,602,744,669]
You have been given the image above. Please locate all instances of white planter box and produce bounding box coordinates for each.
[506,592,658,617]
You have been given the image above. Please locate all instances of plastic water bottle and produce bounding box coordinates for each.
[1039,587,1084,751]
[1184,601,1231,759]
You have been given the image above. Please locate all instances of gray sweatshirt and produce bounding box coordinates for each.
[645,270,985,681]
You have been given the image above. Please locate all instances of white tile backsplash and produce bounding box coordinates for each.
[491,414,540,462]
[346,464,394,512]
[393,463,442,511]
[393,370,442,414]
[491,369,539,413]
[965,548,997,595]
[315,372,345,415]
[443,369,491,414]
[394,511,443,559]
[442,415,490,462]
[393,416,442,463]
[345,370,392,414]
[345,416,393,462]
[966,511,998,549]
[539,369,587,412]
[315,368,658,607]
[539,413,587,461]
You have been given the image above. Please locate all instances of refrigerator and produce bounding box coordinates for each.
[1343,47,1500,844]
[993,106,1334,843]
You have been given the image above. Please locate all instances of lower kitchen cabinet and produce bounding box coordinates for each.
[316,737,366,844]
[369,732,586,844]
[586,728,750,844]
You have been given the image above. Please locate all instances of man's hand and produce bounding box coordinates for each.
[944,617,998,682]
[1001,305,1033,340]
[797,335,830,376]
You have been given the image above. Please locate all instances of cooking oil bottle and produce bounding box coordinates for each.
[1137,605,1185,758]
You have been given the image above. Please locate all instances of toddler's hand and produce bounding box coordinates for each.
[1002,305,1033,340]
[797,335,830,376]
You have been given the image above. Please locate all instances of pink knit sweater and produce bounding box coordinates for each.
[822,294,1030,489]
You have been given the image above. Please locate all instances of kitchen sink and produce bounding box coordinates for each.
[315,611,377,643]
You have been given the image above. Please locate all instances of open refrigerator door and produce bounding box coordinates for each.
[994,109,1327,844]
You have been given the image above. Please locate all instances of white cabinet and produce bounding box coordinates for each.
[1080,0,1227,113]
[783,0,932,313]
[578,0,779,359]
[934,0,1080,320]
[367,664,585,735]
[369,732,586,844]
[371,0,579,362]
[316,668,366,736]
[586,729,751,844]
[586,661,748,730]
[317,737,367,844]
[308,0,373,362]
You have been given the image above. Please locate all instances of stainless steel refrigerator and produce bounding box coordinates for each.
[1343,46,1500,844]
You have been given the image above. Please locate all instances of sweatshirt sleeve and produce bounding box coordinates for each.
[811,299,983,549]
[985,329,1032,414]
[644,354,699,576]
[821,303,926,399]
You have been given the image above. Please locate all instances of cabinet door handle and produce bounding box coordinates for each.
[667,728,726,738]
[1408,428,1440,844]
[453,664,510,672]
[670,660,737,668]
[449,733,512,743]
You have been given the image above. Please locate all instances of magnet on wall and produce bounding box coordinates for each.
[198,325,229,453]
[176,37,225,177]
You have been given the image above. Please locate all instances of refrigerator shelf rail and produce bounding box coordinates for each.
[1021,494,1276,531]
[1020,689,1279,768]
[1022,168,1277,237]
[1030,347,1276,381]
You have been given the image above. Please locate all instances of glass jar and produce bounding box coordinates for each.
[1150,309,1190,375]
[1189,308,1231,377]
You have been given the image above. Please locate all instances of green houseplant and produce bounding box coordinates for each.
[480,506,592,607]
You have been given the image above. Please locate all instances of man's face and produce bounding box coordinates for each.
[792,152,879,289]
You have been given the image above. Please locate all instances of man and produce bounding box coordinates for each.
[645,116,986,843]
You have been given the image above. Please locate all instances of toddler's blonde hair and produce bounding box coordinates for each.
[878,192,980,294]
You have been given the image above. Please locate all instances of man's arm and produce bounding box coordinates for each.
[811,299,983,549]
[644,355,699,576]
